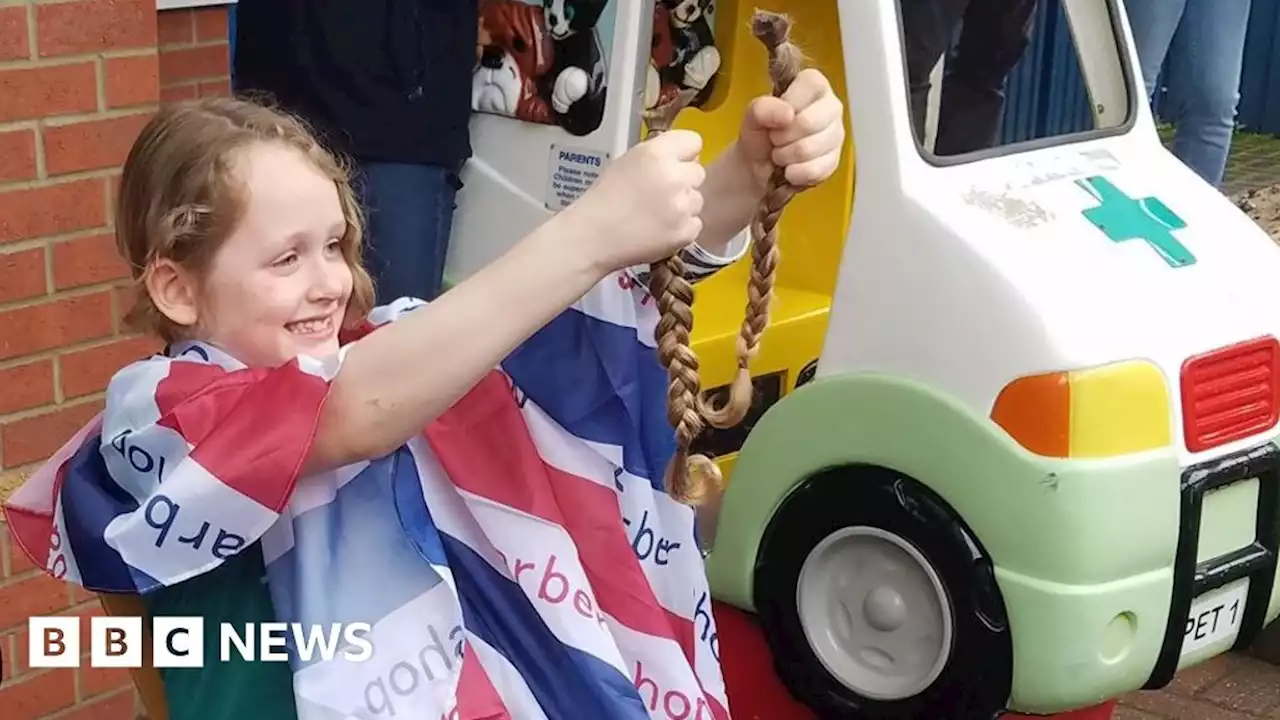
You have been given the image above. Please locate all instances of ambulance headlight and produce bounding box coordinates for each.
[990,359,1172,458]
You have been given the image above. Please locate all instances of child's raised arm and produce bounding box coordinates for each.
[693,69,845,259]
[303,130,707,474]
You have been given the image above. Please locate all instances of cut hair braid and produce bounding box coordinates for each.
[642,87,716,506]
[643,10,807,507]
[697,11,806,430]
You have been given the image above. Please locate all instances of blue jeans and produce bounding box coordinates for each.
[354,162,461,304]
[1125,0,1251,188]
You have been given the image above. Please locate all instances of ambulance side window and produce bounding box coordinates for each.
[895,0,1134,160]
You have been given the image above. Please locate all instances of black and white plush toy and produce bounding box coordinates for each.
[661,0,720,107]
[540,0,609,136]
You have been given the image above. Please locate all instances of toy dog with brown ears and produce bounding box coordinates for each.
[474,0,556,124]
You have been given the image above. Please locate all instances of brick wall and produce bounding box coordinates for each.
[0,1,232,718]
[157,5,231,103]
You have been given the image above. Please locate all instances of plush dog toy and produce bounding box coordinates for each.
[540,0,609,135]
[646,3,685,110]
[659,0,721,107]
[473,0,555,124]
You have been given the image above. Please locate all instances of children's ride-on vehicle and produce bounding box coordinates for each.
[453,0,1280,718]
[97,0,1280,718]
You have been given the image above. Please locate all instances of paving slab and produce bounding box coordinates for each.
[1119,654,1280,719]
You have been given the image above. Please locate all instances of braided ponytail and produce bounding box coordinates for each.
[697,11,806,430]
[644,10,807,506]
[641,89,719,506]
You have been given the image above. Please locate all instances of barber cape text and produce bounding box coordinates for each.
[28,616,372,668]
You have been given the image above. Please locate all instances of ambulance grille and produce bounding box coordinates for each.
[1181,336,1280,452]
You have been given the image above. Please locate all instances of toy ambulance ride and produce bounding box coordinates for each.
[451,0,1280,717]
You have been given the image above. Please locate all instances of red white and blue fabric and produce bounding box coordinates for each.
[3,236,744,719]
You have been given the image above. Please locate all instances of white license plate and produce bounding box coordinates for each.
[1181,581,1248,657]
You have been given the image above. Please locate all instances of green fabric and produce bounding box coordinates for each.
[141,543,297,720]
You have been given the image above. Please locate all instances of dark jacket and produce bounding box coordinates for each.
[233,0,477,170]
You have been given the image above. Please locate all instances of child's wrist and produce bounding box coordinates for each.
[723,140,769,200]
[543,202,611,280]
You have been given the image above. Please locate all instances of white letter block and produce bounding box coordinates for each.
[153,616,204,668]
[27,616,80,668]
[91,615,142,667]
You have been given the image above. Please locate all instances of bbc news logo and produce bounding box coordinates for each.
[28,616,373,668]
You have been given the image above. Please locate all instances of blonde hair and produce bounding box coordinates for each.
[115,96,375,343]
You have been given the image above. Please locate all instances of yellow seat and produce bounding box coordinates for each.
[98,593,169,720]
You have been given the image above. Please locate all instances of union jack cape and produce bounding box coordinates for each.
[3,241,742,719]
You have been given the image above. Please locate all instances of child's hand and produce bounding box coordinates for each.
[738,68,845,190]
[571,129,706,272]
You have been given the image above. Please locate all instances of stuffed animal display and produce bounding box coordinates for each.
[473,0,609,135]
[646,0,721,111]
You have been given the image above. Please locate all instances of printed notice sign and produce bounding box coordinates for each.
[547,144,609,211]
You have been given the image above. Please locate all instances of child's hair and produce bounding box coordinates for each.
[115,96,376,343]
[643,11,805,507]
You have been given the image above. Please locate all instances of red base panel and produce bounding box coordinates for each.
[712,600,1117,720]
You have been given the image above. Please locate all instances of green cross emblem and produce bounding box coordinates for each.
[1076,175,1194,267]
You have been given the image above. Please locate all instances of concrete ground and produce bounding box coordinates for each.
[1118,653,1280,719]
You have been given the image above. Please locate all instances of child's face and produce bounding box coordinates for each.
[199,142,353,367]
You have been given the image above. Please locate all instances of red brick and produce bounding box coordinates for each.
[52,233,129,290]
[1,399,104,467]
[113,284,138,328]
[47,601,102,670]
[157,8,193,46]
[60,335,161,399]
[1167,654,1236,696]
[106,172,122,224]
[1113,705,1162,720]
[0,129,38,184]
[104,53,160,109]
[0,632,12,683]
[0,6,28,62]
[0,292,113,362]
[159,83,197,103]
[0,247,47,304]
[0,668,76,718]
[70,584,96,605]
[1123,688,1253,720]
[61,687,137,720]
[44,113,153,177]
[194,7,229,42]
[35,0,157,58]
[0,573,70,632]
[0,178,107,244]
[79,664,133,698]
[199,78,231,98]
[1200,657,1280,715]
[0,62,97,123]
[11,624,28,676]
[0,359,55,415]
[159,43,229,85]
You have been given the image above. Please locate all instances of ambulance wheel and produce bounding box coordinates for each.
[753,466,1013,719]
